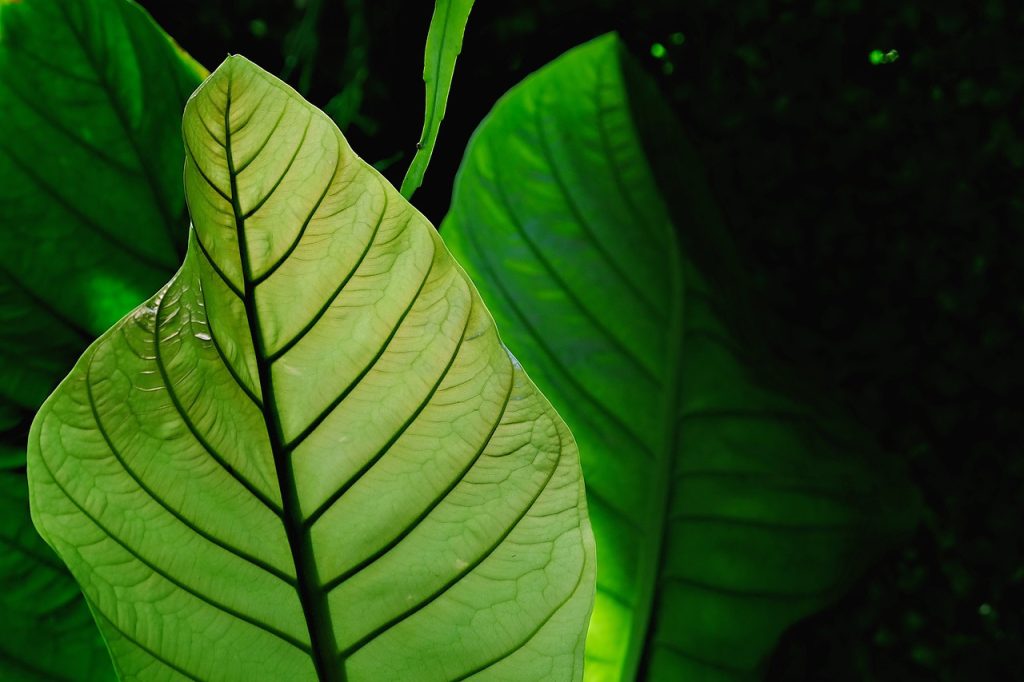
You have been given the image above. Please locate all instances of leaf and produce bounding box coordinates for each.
[1,0,204,678]
[28,55,595,681]
[399,0,474,200]
[0,0,205,408]
[441,33,917,681]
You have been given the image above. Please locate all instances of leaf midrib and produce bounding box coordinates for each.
[222,76,342,682]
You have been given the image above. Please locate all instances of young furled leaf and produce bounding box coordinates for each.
[28,56,595,681]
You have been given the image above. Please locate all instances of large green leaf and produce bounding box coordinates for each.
[441,34,916,681]
[400,0,475,199]
[28,56,595,681]
[1,0,204,677]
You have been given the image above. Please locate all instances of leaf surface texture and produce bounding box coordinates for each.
[28,55,595,682]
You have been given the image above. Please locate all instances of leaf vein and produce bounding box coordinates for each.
[662,573,835,601]
[193,228,245,299]
[85,342,293,585]
[337,409,561,659]
[670,513,862,534]
[90,598,201,680]
[531,93,662,319]
[35,449,309,653]
[483,135,660,386]
[283,237,435,452]
[241,112,313,220]
[0,141,174,273]
[319,346,515,593]
[0,265,95,342]
[304,286,472,529]
[265,185,389,364]
[58,0,185,258]
[151,286,284,518]
[184,137,232,203]
[235,99,288,173]
[253,137,342,286]
[452,537,590,681]
[1,76,137,175]
[198,301,263,408]
[457,213,653,455]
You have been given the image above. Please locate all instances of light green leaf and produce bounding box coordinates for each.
[441,34,916,681]
[1,1,204,678]
[399,0,474,200]
[29,56,595,681]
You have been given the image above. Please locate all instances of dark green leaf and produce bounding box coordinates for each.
[1,465,115,681]
[442,33,917,680]
[0,0,205,407]
[0,0,205,677]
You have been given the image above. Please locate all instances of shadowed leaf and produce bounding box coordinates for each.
[442,33,917,681]
[0,0,204,677]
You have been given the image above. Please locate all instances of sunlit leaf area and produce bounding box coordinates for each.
[1,1,1018,680]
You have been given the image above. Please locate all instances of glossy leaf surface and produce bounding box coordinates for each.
[1,0,204,678]
[442,34,914,681]
[29,56,595,681]
[400,0,474,199]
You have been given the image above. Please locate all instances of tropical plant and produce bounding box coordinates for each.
[28,53,595,680]
[0,0,915,680]
[442,34,916,680]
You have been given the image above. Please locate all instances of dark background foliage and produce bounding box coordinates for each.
[142,0,1023,679]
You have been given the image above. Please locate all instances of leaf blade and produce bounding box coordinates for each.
[441,33,915,681]
[29,55,595,682]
